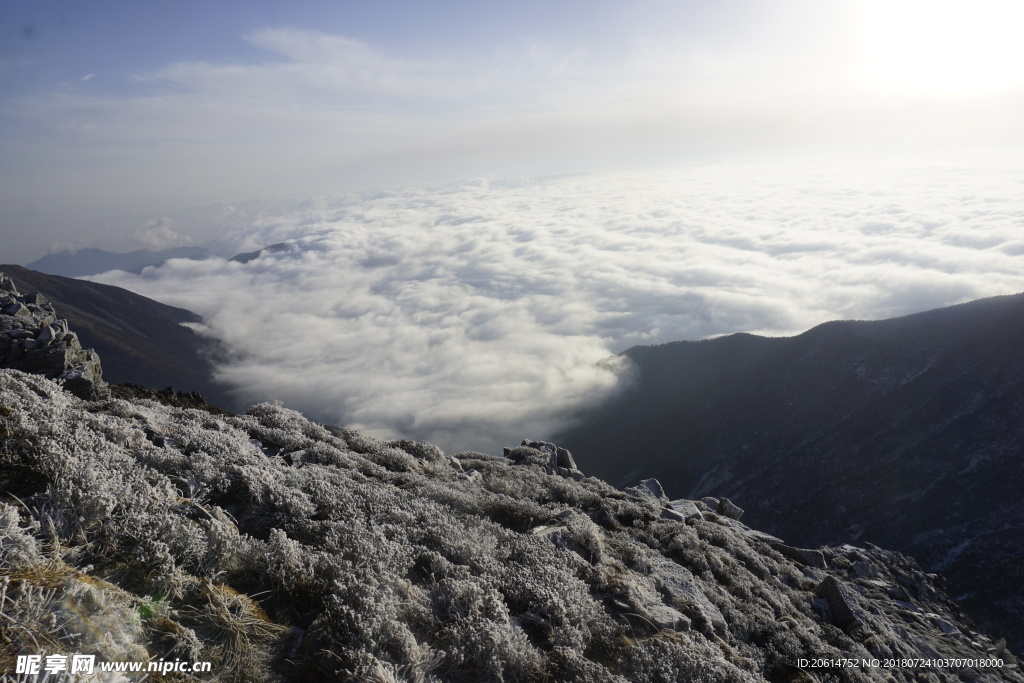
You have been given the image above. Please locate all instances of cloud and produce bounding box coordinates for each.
[91,156,1024,455]
[133,218,191,250]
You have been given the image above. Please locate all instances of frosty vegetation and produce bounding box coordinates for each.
[0,369,1020,682]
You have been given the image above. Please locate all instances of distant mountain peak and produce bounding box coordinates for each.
[229,241,292,264]
[27,246,210,277]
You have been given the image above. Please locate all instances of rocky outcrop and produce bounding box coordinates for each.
[504,438,586,481]
[0,272,106,399]
[1,264,233,407]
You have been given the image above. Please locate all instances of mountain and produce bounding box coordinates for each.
[1,298,1020,681]
[230,242,292,264]
[0,265,232,408]
[555,292,1024,653]
[26,247,210,277]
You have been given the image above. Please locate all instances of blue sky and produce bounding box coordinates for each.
[2,0,1023,263]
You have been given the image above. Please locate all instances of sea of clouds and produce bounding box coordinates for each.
[92,156,1024,454]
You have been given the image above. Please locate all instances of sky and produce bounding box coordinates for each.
[3,0,1023,262]
[3,0,1024,453]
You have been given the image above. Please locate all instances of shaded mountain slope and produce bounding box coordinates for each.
[0,265,232,408]
[555,292,1024,652]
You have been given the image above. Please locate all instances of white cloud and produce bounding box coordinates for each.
[133,218,191,250]
[92,156,1024,454]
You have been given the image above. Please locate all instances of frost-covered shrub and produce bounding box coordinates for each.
[565,513,606,564]
[0,369,1008,683]
[365,444,421,472]
[619,632,758,683]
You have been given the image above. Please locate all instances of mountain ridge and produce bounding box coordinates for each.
[26,247,211,277]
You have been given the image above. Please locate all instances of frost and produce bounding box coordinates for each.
[0,369,1016,682]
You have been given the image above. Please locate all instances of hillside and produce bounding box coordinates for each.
[555,293,1024,653]
[1,256,1021,681]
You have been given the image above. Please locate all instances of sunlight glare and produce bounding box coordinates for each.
[863,0,1024,93]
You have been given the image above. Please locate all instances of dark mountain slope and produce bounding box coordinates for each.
[555,292,1024,651]
[0,265,232,408]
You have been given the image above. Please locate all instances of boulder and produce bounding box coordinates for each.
[667,499,704,521]
[626,478,668,502]
[699,496,720,511]
[645,604,691,631]
[814,576,865,632]
[511,440,584,479]
[770,542,828,569]
[717,497,744,521]
[648,556,728,637]
[852,561,880,578]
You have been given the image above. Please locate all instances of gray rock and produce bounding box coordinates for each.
[660,507,686,522]
[716,497,744,521]
[814,576,865,632]
[811,597,831,621]
[887,583,912,602]
[555,446,577,470]
[4,303,30,318]
[515,440,581,476]
[648,556,727,636]
[667,499,704,521]
[626,478,668,502]
[740,527,784,545]
[932,616,958,635]
[699,496,720,511]
[645,604,691,631]
[852,561,880,578]
[556,466,584,480]
[770,542,828,569]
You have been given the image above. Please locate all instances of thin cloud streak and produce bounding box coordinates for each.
[92,157,1024,454]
